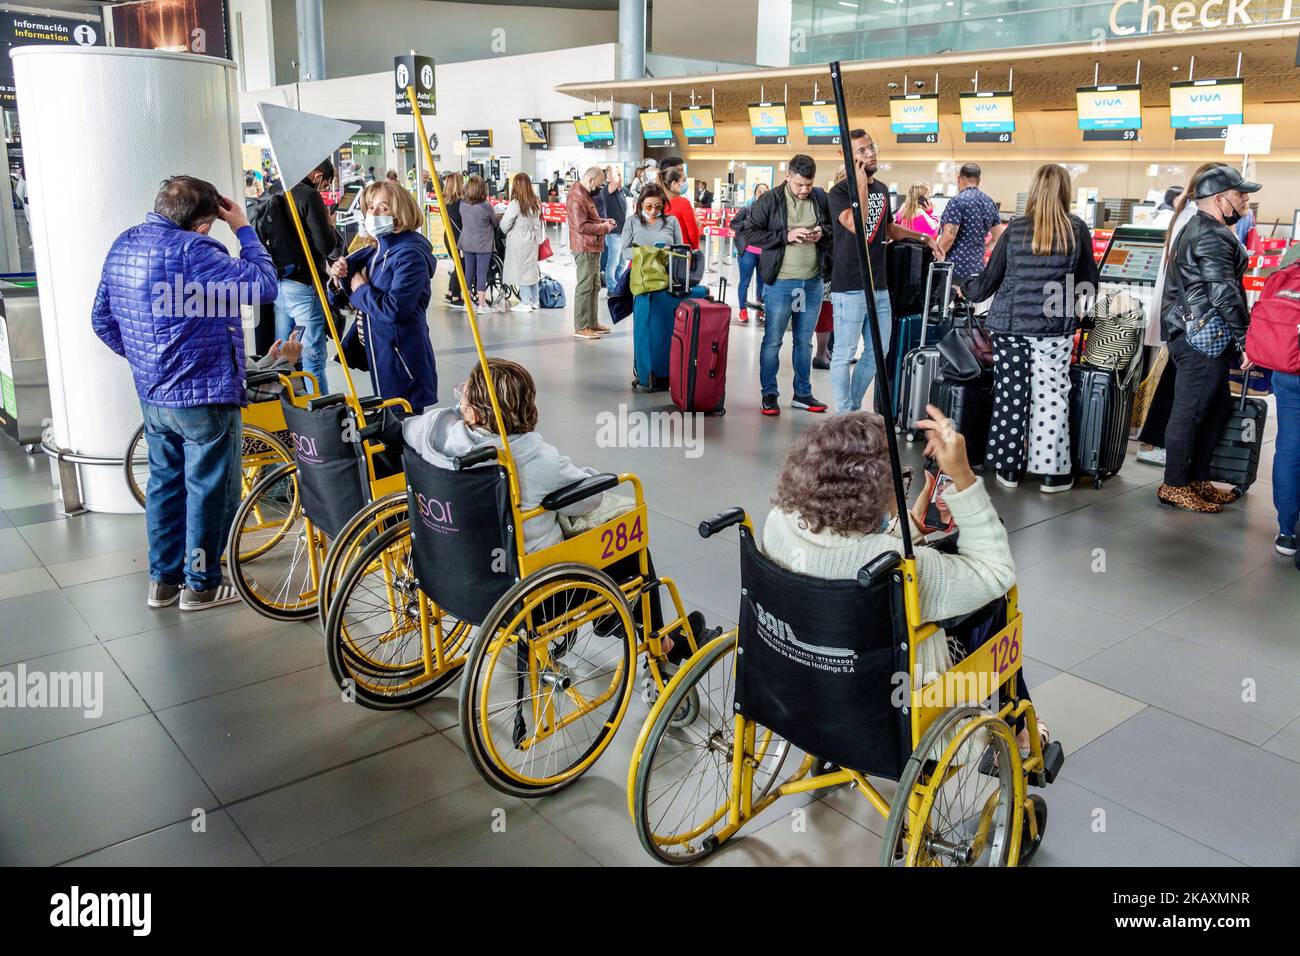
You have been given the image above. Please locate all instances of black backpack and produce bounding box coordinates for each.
[248,187,303,278]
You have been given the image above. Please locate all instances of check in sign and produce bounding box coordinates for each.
[1076,84,1141,141]
[960,91,1015,143]
[890,93,939,144]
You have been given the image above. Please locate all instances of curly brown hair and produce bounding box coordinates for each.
[463,358,539,436]
[772,412,895,536]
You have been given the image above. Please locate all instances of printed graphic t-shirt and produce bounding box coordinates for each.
[828,177,891,293]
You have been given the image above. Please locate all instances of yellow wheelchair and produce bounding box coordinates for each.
[122,369,313,508]
[224,383,411,621]
[323,440,708,795]
[626,507,1065,866]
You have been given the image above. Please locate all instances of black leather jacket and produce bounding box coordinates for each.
[1160,210,1250,349]
[744,182,833,285]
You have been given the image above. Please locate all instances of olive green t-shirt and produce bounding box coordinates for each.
[777,183,819,281]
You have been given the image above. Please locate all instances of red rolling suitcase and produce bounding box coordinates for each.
[671,278,731,415]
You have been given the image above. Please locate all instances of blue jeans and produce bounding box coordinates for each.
[274,279,328,394]
[830,289,893,413]
[737,249,764,309]
[517,282,538,306]
[760,276,823,398]
[141,403,243,592]
[1273,370,1300,536]
[604,232,623,292]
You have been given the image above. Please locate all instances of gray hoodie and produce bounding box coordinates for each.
[402,407,601,553]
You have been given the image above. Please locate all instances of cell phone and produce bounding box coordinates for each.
[923,470,956,534]
[289,326,304,342]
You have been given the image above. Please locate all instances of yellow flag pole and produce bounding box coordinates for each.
[405,84,521,508]
[281,183,362,418]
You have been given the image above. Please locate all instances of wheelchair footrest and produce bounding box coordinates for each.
[1032,740,1065,787]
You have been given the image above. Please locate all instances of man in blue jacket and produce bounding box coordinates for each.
[92,175,278,611]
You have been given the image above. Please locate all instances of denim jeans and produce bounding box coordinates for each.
[517,282,538,306]
[141,402,243,592]
[830,289,892,413]
[1273,370,1300,536]
[760,276,823,398]
[737,249,764,309]
[274,278,328,394]
[604,232,623,292]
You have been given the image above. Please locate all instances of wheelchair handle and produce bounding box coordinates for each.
[856,550,902,589]
[306,392,349,411]
[357,395,387,412]
[698,507,746,539]
[453,446,499,471]
[541,473,619,510]
[244,369,282,388]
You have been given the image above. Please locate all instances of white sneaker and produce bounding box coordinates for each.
[510,303,531,313]
[1136,446,1166,466]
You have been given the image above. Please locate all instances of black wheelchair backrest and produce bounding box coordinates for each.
[735,526,912,781]
[280,397,369,540]
[402,445,519,626]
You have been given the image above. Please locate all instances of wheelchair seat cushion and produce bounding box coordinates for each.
[735,528,911,780]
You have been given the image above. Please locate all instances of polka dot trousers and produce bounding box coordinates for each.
[984,333,1073,477]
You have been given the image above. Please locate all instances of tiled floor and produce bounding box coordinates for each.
[2,258,1296,867]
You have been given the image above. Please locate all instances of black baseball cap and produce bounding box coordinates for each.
[1192,165,1261,199]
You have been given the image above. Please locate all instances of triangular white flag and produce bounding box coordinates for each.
[256,102,361,188]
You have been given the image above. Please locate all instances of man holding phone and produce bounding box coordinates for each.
[747,153,833,416]
[92,175,278,612]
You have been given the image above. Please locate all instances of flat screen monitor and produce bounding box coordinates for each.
[519,118,547,146]
[573,115,591,142]
[585,111,614,142]
[679,107,715,145]
[890,93,939,144]
[747,102,788,145]
[1076,84,1142,141]
[960,91,1014,143]
[799,100,840,145]
[1170,77,1243,139]
[639,108,674,144]
[1098,226,1168,285]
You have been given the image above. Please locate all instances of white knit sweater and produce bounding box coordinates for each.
[761,477,1015,625]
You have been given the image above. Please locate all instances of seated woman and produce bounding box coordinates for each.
[762,404,1046,754]
[402,357,700,657]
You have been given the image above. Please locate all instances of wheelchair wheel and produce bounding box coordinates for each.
[459,563,637,797]
[317,491,409,632]
[630,631,791,864]
[325,521,471,708]
[880,706,1023,867]
[125,423,290,508]
[226,462,321,621]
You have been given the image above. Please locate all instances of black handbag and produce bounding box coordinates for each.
[935,306,994,381]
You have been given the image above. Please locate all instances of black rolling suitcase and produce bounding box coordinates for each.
[1208,369,1269,494]
[898,261,955,440]
[933,370,994,467]
[1069,339,1139,488]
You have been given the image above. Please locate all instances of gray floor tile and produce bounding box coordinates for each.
[1263,715,1300,766]
[1073,628,1300,746]
[63,571,246,640]
[1062,707,1300,866]
[1017,546,1213,627]
[0,566,58,601]
[1027,777,1242,867]
[1012,585,1145,670]
[700,795,882,867]
[18,514,149,566]
[0,471,58,510]
[1094,518,1277,589]
[1028,672,1147,756]
[660,551,740,624]
[155,665,433,803]
[45,546,152,588]
[273,782,599,866]
[0,526,40,573]
[63,809,263,867]
[0,714,216,866]
[0,642,150,755]
[1155,585,1300,676]
[105,612,322,711]
[3,502,62,527]
[228,733,481,862]
[0,589,98,667]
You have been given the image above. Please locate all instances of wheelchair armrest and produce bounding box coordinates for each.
[698,507,746,539]
[856,551,902,588]
[358,395,387,412]
[244,369,282,388]
[541,473,619,511]
[453,446,498,471]
[306,392,349,411]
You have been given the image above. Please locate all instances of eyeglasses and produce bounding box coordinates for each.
[642,204,663,213]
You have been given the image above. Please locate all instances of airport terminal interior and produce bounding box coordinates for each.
[1,0,1298,874]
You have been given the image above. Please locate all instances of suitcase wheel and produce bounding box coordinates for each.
[1093,477,1103,490]
[905,432,916,443]
[1233,485,1245,498]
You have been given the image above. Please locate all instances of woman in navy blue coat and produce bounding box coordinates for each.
[329,182,439,412]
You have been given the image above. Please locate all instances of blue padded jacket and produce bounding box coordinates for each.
[91,212,279,408]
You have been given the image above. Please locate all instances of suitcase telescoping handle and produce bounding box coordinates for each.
[1237,366,1263,411]
[716,275,727,302]
[919,261,954,348]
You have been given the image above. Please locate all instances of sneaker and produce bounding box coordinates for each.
[738,308,749,323]
[147,581,181,609]
[812,357,831,370]
[790,394,828,412]
[1157,483,1222,513]
[591,324,612,334]
[996,470,1020,489]
[1040,474,1073,494]
[666,611,708,664]
[1136,445,1166,466]
[1274,534,1297,556]
[574,328,601,339]
[510,303,532,313]
[179,579,241,612]
[449,299,466,311]
[761,394,780,416]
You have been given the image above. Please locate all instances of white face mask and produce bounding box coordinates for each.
[365,214,395,237]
